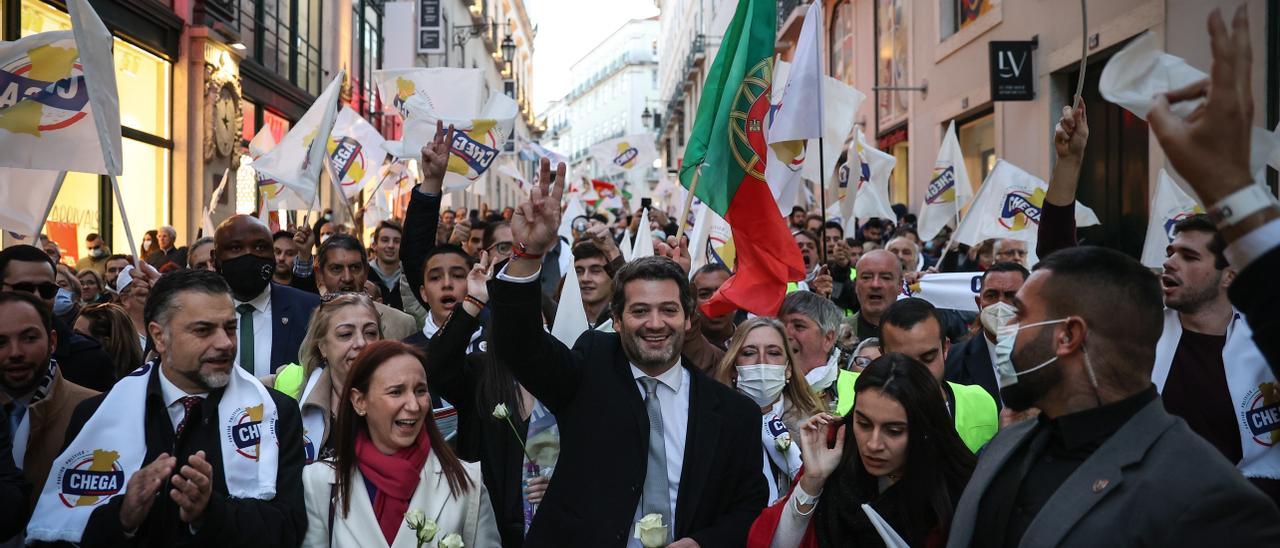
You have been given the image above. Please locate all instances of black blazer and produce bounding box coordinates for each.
[402,188,442,310]
[268,283,321,373]
[488,277,766,547]
[48,362,306,547]
[0,408,29,540]
[1228,244,1280,377]
[943,334,1001,409]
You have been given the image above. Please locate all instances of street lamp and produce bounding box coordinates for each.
[641,107,653,129]
[501,34,516,64]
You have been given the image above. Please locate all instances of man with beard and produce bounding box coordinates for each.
[0,292,97,524]
[779,290,856,415]
[271,231,299,286]
[944,262,1030,406]
[104,254,131,292]
[488,158,765,547]
[213,215,319,376]
[949,246,1280,546]
[1153,215,1280,502]
[36,270,305,546]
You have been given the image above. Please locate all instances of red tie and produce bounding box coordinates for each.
[175,396,203,439]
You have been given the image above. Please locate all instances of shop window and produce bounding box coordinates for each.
[352,0,384,120]
[888,141,909,205]
[830,0,855,88]
[875,0,909,130]
[112,139,171,252]
[941,0,996,41]
[957,112,995,189]
[239,0,323,95]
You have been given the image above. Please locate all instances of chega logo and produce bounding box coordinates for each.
[0,41,92,137]
[1162,211,1199,242]
[927,166,957,204]
[998,190,1043,231]
[56,449,124,508]
[448,121,500,181]
[227,405,267,460]
[302,429,316,464]
[612,143,639,169]
[1243,383,1280,446]
[328,136,367,188]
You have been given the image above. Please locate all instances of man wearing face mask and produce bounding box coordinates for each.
[948,246,1280,547]
[213,215,320,377]
[778,291,858,416]
[943,262,1029,407]
[75,233,110,277]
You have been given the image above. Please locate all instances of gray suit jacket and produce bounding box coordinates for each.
[948,398,1280,547]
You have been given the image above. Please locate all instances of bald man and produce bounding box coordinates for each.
[846,250,902,340]
[213,215,320,376]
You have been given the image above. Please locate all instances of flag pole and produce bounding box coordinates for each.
[818,137,828,264]
[675,163,703,243]
[109,175,138,258]
[33,172,68,239]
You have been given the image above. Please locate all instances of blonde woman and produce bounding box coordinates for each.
[271,292,382,463]
[713,317,825,505]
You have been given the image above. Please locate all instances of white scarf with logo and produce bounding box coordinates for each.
[26,360,280,543]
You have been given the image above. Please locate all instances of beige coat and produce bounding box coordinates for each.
[375,301,419,341]
[0,365,97,506]
[302,453,499,548]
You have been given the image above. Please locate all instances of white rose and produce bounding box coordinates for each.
[775,431,792,452]
[404,509,425,528]
[634,513,668,548]
[417,518,438,543]
[492,403,510,420]
[438,532,465,548]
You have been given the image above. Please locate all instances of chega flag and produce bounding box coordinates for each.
[679,0,804,317]
[953,159,1100,249]
[1141,169,1203,268]
[589,134,658,174]
[918,121,974,241]
[831,130,897,235]
[249,124,309,210]
[688,199,735,277]
[0,168,63,236]
[0,0,121,175]
[328,106,387,200]
[764,1,824,214]
[200,169,230,238]
[251,69,346,207]
[375,68,485,122]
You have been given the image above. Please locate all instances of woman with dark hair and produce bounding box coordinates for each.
[73,303,144,379]
[748,353,975,547]
[419,251,556,547]
[139,229,158,259]
[301,340,498,547]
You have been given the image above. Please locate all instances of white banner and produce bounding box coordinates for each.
[903,272,984,312]
[1141,168,1203,268]
[589,134,658,174]
[953,159,1100,248]
[252,69,346,206]
[328,107,388,200]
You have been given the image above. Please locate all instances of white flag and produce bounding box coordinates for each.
[252,69,346,206]
[852,131,897,228]
[954,159,1100,248]
[552,265,591,347]
[918,121,974,241]
[861,504,910,548]
[375,68,486,122]
[619,227,634,262]
[328,107,388,200]
[495,161,527,192]
[589,134,658,174]
[201,169,230,238]
[632,208,655,259]
[800,78,864,186]
[249,125,309,210]
[0,168,63,236]
[687,199,734,276]
[767,1,824,143]
[558,197,586,246]
[1141,169,1204,268]
[1100,32,1280,194]
[0,0,121,175]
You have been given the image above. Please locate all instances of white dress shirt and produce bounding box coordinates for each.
[158,365,209,432]
[233,286,273,378]
[629,362,690,548]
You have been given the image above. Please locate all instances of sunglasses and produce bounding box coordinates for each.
[8,281,58,300]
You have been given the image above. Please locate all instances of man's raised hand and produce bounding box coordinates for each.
[1054,98,1088,162]
[418,121,455,195]
[511,158,567,256]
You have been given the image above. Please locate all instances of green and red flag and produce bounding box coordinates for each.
[679,0,804,317]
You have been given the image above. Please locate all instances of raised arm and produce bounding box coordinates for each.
[1038,98,1089,258]
[422,252,491,408]
[403,122,454,308]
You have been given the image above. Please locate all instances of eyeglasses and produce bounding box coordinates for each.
[487,241,513,254]
[7,281,58,299]
[852,356,873,370]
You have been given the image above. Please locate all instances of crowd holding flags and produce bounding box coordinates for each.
[918,121,974,241]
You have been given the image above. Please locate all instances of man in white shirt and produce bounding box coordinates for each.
[213,215,319,377]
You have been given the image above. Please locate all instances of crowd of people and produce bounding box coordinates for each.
[1,6,1279,547]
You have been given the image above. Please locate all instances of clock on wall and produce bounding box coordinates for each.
[203,47,243,167]
[212,84,239,158]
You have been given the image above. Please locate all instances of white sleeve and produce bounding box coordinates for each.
[1224,217,1280,270]
[770,488,819,548]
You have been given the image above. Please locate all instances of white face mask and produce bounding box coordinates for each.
[994,318,1067,388]
[804,353,840,392]
[736,364,788,408]
[980,301,1017,335]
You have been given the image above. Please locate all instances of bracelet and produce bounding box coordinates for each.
[1208,184,1280,229]
[512,242,543,261]
[463,294,487,309]
[793,483,822,516]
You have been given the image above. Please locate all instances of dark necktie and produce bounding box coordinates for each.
[237,303,255,374]
[175,396,203,440]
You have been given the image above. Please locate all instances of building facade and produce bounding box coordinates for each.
[658,0,1278,257]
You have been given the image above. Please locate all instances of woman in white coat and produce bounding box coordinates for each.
[302,340,499,547]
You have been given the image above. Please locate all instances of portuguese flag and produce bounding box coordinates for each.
[679,0,804,317]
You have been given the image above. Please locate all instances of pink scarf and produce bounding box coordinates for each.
[355,428,432,544]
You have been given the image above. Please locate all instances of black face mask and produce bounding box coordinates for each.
[219,254,275,298]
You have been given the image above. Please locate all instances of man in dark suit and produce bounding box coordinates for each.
[213,215,319,376]
[943,262,1028,407]
[46,270,305,546]
[488,158,765,548]
[948,246,1280,547]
